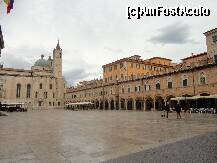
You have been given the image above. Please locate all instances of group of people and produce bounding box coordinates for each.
[161,101,182,119]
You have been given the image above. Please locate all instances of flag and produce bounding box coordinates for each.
[4,0,14,14]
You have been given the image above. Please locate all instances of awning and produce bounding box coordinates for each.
[66,102,94,106]
[171,94,217,101]
[1,101,25,105]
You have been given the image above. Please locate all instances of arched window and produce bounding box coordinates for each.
[182,75,188,87]
[156,80,161,90]
[199,72,206,85]
[16,84,21,98]
[40,83,42,89]
[26,84,31,98]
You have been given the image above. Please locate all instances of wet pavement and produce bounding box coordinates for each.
[0,110,216,163]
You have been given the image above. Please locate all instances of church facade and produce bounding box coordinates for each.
[0,41,66,109]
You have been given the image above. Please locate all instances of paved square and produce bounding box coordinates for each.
[0,110,216,163]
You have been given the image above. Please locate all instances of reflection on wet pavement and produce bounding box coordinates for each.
[0,110,216,163]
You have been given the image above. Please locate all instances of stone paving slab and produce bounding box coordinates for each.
[103,131,217,163]
[0,110,216,163]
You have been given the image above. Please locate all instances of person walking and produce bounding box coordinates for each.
[165,102,170,118]
[161,102,166,118]
[175,102,182,119]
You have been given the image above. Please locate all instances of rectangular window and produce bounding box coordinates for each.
[35,92,38,98]
[135,86,137,92]
[27,85,31,98]
[128,87,131,93]
[183,79,188,87]
[44,92,48,99]
[168,82,173,89]
[16,84,21,98]
[40,83,42,89]
[50,84,52,89]
[122,88,124,93]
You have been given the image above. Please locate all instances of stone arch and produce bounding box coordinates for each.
[100,101,103,110]
[145,96,153,111]
[104,100,109,110]
[127,98,133,110]
[136,97,143,110]
[95,100,100,109]
[120,98,125,110]
[110,99,115,110]
[155,96,164,111]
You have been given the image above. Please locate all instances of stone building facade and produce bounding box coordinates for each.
[66,28,217,111]
[103,55,174,84]
[0,41,66,109]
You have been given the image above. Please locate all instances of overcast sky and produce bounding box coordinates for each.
[0,0,216,86]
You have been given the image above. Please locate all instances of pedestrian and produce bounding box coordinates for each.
[161,102,166,118]
[175,101,182,119]
[165,102,170,118]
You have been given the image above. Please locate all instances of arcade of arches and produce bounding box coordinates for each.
[89,96,176,111]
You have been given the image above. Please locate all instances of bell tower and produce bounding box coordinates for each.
[53,40,62,78]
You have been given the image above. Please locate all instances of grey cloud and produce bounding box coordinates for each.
[150,23,198,45]
[1,46,49,69]
[104,47,125,54]
[63,68,101,86]
[64,68,87,86]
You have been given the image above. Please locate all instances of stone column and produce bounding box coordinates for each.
[99,101,101,110]
[153,98,156,111]
[143,100,146,111]
[133,99,136,110]
[108,101,111,110]
[125,100,128,110]
[119,100,121,110]
[103,101,105,110]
